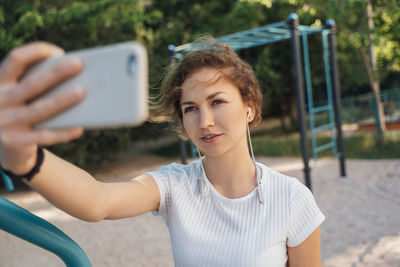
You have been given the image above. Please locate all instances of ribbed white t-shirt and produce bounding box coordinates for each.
[147,159,325,267]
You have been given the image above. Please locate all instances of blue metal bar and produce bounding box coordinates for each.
[228,40,282,50]
[312,123,334,134]
[298,25,325,35]
[259,28,291,35]
[176,21,326,53]
[222,37,281,46]
[316,142,334,153]
[217,21,289,40]
[176,37,289,53]
[311,105,331,113]
[239,27,289,36]
[322,30,337,156]
[218,33,291,49]
[226,39,285,50]
[1,169,15,192]
[0,196,91,266]
[218,32,290,43]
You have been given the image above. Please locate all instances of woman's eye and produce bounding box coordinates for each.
[184,106,196,113]
[212,99,224,105]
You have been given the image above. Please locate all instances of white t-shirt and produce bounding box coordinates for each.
[147,159,325,267]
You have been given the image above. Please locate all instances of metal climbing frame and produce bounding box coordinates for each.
[169,13,347,190]
[302,29,337,162]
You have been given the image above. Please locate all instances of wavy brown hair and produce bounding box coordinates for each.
[150,37,262,139]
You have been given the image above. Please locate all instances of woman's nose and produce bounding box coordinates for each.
[199,108,215,129]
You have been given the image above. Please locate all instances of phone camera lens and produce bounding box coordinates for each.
[128,55,137,77]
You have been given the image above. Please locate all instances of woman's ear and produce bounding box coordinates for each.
[246,104,255,123]
[247,107,252,120]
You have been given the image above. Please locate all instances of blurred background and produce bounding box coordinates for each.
[0,0,399,173]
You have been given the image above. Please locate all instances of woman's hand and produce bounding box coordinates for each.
[0,42,85,174]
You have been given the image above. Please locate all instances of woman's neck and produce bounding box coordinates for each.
[202,149,257,199]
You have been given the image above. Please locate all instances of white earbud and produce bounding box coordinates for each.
[247,107,252,120]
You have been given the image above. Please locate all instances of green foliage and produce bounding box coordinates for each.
[0,0,166,167]
[0,0,162,55]
[314,0,400,86]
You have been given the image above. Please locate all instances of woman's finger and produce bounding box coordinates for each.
[3,57,83,107]
[0,86,85,127]
[0,42,64,83]
[2,127,84,149]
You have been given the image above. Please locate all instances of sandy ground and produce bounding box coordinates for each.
[1,155,400,267]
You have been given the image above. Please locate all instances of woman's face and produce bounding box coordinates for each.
[180,68,251,158]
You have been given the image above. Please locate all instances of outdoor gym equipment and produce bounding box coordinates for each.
[0,194,91,266]
[1,166,91,266]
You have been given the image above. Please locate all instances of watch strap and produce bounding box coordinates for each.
[1,146,44,182]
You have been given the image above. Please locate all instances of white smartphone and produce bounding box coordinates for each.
[30,42,148,129]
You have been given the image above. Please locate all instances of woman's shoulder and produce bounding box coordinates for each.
[257,162,309,198]
[257,162,297,185]
[147,159,201,181]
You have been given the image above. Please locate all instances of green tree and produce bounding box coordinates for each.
[314,0,400,143]
[0,0,165,166]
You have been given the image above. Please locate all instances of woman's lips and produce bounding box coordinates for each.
[200,133,222,143]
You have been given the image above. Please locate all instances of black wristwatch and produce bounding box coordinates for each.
[0,146,45,182]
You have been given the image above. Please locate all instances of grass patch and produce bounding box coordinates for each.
[152,130,400,159]
[253,131,400,159]
[340,132,400,159]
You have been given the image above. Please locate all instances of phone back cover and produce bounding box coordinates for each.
[35,42,148,129]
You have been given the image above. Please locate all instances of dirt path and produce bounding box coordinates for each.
[1,155,399,266]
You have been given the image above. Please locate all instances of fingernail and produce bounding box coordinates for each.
[73,127,84,136]
[65,57,83,70]
[51,46,65,56]
[69,86,85,99]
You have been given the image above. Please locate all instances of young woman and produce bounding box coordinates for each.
[0,39,324,266]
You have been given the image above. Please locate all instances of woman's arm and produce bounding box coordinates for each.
[0,42,160,222]
[28,150,160,222]
[287,227,322,267]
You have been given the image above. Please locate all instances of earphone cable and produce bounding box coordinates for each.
[247,117,264,204]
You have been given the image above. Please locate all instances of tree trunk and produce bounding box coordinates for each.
[360,48,386,143]
[363,0,386,143]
